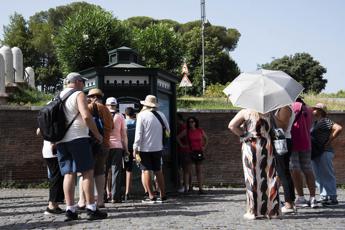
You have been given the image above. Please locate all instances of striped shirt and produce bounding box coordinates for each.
[311,117,334,152]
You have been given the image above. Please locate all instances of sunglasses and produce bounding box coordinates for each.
[188,120,195,123]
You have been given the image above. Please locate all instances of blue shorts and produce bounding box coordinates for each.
[139,151,163,172]
[56,138,94,175]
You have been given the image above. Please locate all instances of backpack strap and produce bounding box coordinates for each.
[59,89,77,102]
[151,111,166,130]
[152,111,167,146]
[59,89,79,133]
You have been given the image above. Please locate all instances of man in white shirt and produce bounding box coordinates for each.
[133,95,170,203]
[56,72,107,221]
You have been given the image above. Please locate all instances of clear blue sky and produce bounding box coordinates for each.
[1,0,344,93]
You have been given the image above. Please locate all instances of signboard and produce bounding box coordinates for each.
[119,103,135,114]
[179,75,192,87]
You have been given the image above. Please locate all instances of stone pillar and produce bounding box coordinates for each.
[0,46,14,85]
[0,54,9,104]
[25,67,35,88]
[12,47,24,83]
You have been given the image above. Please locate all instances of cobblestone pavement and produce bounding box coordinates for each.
[0,188,345,229]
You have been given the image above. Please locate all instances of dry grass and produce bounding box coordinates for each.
[177,94,345,111]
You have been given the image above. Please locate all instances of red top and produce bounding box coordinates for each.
[187,128,204,151]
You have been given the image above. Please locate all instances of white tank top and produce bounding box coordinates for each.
[57,88,89,143]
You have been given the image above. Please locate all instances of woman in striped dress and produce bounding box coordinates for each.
[229,109,280,220]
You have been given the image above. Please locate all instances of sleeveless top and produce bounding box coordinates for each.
[187,128,204,151]
[57,88,89,143]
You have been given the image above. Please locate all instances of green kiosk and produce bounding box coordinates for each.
[80,47,179,193]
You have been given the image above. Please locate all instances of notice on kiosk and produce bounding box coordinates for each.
[119,103,135,114]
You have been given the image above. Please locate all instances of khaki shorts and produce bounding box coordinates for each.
[290,150,313,171]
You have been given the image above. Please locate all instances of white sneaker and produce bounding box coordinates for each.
[281,206,296,214]
[310,197,318,208]
[243,212,256,220]
[295,197,309,208]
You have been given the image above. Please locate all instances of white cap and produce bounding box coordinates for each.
[106,97,117,105]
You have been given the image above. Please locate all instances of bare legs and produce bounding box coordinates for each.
[64,169,95,207]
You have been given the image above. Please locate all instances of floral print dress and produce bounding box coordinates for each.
[241,112,280,218]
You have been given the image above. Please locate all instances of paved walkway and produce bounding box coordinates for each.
[0,188,345,229]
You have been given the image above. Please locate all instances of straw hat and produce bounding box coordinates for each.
[87,88,104,97]
[140,95,159,108]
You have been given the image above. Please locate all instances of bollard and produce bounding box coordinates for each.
[25,67,35,88]
[0,46,14,85]
[12,47,24,83]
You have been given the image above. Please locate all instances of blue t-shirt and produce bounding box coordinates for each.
[126,118,136,151]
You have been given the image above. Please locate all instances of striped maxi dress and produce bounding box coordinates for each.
[241,114,280,218]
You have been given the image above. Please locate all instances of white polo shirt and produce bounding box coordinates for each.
[133,109,169,152]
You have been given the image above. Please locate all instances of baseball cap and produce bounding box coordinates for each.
[106,97,117,105]
[65,72,88,84]
[313,103,327,113]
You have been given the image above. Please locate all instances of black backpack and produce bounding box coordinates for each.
[37,89,78,142]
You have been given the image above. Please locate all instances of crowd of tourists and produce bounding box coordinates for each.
[38,72,342,222]
[38,72,171,221]
[229,97,343,220]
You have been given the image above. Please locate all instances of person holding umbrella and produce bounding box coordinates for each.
[229,109,280,220]
[226,69,304,219]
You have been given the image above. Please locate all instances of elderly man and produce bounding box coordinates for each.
[56,73,107,221]
[133,95,170,203]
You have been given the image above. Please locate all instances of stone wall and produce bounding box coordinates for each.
[1,106,345,185]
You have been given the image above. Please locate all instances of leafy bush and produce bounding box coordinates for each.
[205,82,228,98]
[7,84,53,106]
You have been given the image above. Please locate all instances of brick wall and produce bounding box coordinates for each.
[1,106,345,185]
[0,106,45,183]
[180,110,345,185]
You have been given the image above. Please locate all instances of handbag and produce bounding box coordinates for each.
[270,114,288,155]
[191,151,204,161]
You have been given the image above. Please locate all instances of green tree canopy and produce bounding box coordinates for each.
[1,13,34,66]
[132,23,183,74]
[261,53,327,93]
[54,6,132,74]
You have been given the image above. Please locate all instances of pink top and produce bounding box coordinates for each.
[291,102,312,152]
[188,128,204,151]
[109,113,126,149]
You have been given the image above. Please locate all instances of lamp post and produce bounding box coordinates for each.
[201,0,206,95]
